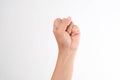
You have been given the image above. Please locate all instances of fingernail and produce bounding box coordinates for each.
[67,16,71,21]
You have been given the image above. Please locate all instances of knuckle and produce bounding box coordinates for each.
[73,25,79,29]
[62,18,69,25]
[72,25,80,32]
[53,27,61,33]
[54,18,61,26]
[54,18,61,23]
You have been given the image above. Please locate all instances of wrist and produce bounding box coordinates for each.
[57,49,76,65]
[58,48,77,58]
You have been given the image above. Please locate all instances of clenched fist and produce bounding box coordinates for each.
[53,17,80,52]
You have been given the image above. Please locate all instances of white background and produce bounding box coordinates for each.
[0,0,120,80]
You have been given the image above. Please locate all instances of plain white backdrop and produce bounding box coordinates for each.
[0,0,120,80]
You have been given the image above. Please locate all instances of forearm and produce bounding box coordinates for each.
[52,17,80,80]
[51,49,76,80]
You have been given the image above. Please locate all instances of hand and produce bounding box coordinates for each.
[53,17,80,52]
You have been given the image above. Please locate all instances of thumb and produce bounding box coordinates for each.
[60,17,72,31]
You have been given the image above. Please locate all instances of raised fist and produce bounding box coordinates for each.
[53,17,80,52]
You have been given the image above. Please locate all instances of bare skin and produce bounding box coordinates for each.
[51,17,80,80]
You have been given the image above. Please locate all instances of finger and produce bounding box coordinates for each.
[60,17,71,30]
[54,18,62,27]
[66,21,74,34]
[71,25,80,36]
[53,18,62,32]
